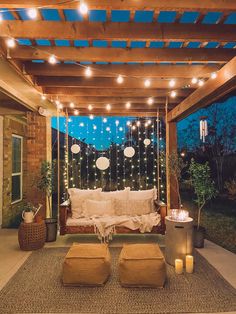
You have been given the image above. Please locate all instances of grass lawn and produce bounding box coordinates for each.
[182,194,236,253]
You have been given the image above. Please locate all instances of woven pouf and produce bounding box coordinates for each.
[118,243,166,288]
[62,243,111,286]
[18,221,46,251]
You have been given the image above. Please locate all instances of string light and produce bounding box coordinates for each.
[89,114,94,120]
[106,104,111,111]
[58,103,63,110]
[119,127,123,131]
[0,14,2,22]
[132,125,136,130]
[85,66,92,77]
[211,72,217,79]
[191,77,198,84]
[147,97,154,105]
[41,95,46,100]
[117,75,124,84]
[127,121,131,126]
[170,90,177,98]
[48,55,57,64]
[144,79,151,87]
[27,8,37,19]
[88,104,93,111]
[74,109,79,115]
[79,2,89,15]
[169,79,176,87]
[103,118,107,123]
[125,102,131,109]
[115,120,119,126]
[198,80,204,87]
[69,102,75,108]
[6,38,15,48]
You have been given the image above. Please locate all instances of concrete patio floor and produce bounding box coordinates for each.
[0,228,235,314]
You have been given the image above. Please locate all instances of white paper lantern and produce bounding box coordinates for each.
[96,157,110,170]
[71,144,80,154]
[124,147,135,158]
[144,139,151,146]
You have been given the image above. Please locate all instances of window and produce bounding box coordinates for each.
[12,135,23,203]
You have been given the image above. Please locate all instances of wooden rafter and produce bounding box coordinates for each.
[8,47,236,63]
[1,21,236,43]
[0,0,236,13]
[167,56,236,122]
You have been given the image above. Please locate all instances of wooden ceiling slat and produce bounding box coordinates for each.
[9,47,235,63]
[1,1,236,13]
[1,21,236,43]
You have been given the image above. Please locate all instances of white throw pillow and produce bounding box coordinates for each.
[114,199,129,216]
[82,199,114,217]
[128,199,153,216]
[100,187,130,201]
[129,187,157,200]
[68,188,102,218]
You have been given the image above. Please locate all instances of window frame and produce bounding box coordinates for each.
[11,134,23,204]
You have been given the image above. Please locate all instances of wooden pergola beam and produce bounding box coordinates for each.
[45,87,193,97]
[1,21,236,43]
[167,56,236,122]
[9,47,236,63]
[66,110,164,117]
[36,76,192,89]
[0,0,236,13]
[59,103,175,110]
[24,63,221,78]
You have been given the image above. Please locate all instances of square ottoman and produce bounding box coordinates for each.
[118,243,166,288]
[62,243,111,286]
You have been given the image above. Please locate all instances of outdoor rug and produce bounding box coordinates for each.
[0,247,236,314]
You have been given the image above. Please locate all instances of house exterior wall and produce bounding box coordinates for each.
[1,112,50,228]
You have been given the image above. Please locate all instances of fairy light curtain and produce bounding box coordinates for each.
[52,116,166,203]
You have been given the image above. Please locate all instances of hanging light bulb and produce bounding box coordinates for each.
[145,122,148,127]
[103,118,107,123]
[127,121,131,126]
[58,103,63,110]
[144,79,151,87]
[74,109,79,115]
[88,104,93,111]
[198,80,204,87]
[27,8,38,19]
[170,90,177,98]
[119,127,123,132]
[93,125,97,130]
[79,1,89,15]
[106,126,111,132]
[79,122,84,127]
[115,120,119,126]
[125,101,131,109]
[41,95,46,101]
[106,104,111,111]
[69,102,75,108]
[85,66,92,77]
[48,55,57,64]
[132,125,136,130]
[136,121,141,127]
[191,77,198,84]
[169,79,176,87]
[6,38,15,48]
[147,119,152,125]
[211,72,217,79]
[55,100,60,106]
[89,114,94,120]
[117,75,124,84]
[147,97,154,105]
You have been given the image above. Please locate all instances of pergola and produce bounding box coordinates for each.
[0,0,236,209]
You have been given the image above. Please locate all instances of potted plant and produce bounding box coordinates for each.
[37,161,57,242]
[189,159,217,248]
[21,202,41,224]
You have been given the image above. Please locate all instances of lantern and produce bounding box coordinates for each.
[96,157,110,170]
[71,144,80,154]
[124,147,135,158]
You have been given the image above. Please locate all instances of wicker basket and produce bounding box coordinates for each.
[18,221,46,251]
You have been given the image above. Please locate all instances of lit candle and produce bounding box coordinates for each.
[175,259,183,274]
[186,255,194,273]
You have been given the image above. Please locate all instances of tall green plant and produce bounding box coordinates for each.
[189,159,217,229]
[37,161,54,218]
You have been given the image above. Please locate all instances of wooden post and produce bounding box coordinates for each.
[166,98,179,212]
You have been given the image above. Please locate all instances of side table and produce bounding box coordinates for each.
[18,221,46,251]
[165,216,193,266]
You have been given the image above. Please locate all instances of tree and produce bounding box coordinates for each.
[189,159,217,229]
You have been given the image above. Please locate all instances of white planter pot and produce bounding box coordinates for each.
[22,211,34,223]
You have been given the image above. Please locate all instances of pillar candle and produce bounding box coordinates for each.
[175,259,183,274]
[186,255,194,273]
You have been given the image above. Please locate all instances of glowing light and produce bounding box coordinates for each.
[74,109,79,115]
[58,103,63,110]
[27,8,37,19]
[79,2,88,15]
[79,122,84,127]
[41,95,46,101]
[0,14,2,22]
[127,121,131,126]
[6,38,15,48]
[115,120,119,126]
[125,101,131,109]
[106,127,110,132]
[93,125,97,130]
[191,77,198,84]
[55,100,60,106]
[88,104,93,111]
[85,66,92,77]
[211,72,217,79]
[69,102,75,108]
[119,127,123,131]
[137,121,141,127]
[145,122,148,127]
[103,118,107,123]
[147,97,154,105]
[169,79,176,87]
[198,80,204,87]
[48,55,57,64]
[117,75,124,84]
[106,104,111,111]
[144,79,151,87]
[170,90,177,98]
[132,125,136,130]
[147,119,152,125]
[89,114,94,120]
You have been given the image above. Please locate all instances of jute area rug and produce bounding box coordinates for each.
[0,247,236,314]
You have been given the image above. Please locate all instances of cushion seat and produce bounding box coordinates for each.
[62,243,111,286]
[118,243,166,288]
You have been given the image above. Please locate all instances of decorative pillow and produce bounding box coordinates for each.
[100,187,130,201]
[129,187,157,200]
[68,188,102,218]
[128,199,153,216]
[82,199,114,217]
[114,199,129,216]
